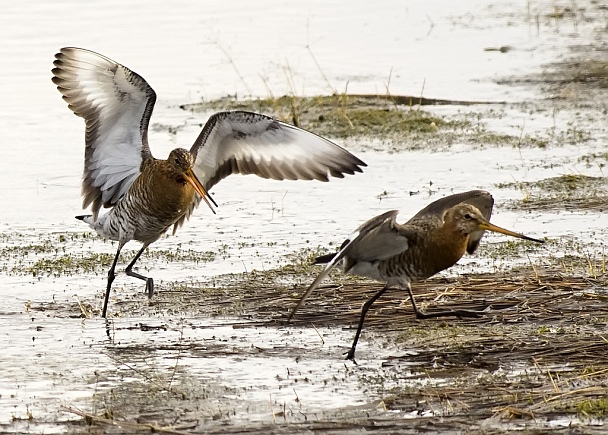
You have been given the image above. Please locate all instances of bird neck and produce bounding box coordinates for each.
[428,225,469,272]
[139,160,196,215]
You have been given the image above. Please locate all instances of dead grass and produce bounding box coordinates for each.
[178,94,558,152]
[499,174,608,212]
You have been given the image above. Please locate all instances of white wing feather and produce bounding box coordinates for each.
[52,47,155,218]
[190,111,366,191]
[288,210,410,320]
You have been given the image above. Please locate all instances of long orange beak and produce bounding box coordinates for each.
[478,220,544,243]
[184,168,218,214]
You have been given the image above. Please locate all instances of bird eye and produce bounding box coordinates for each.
[174,157,180,165]
[464,213,472,220]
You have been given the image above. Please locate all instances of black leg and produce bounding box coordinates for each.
[345,284,390,362]
[406,283,483,319]
[125,244,154,298]
[103,243,124,318]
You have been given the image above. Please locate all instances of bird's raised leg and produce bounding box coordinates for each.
[345,284,390,362]
[406,283,484,319]
[103,242,125,318]
[125,244,154,298]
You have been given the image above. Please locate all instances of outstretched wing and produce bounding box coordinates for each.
[408,190,494,254]
[190,111,366,191]
[52,47,155,219]
[288,210,412,320]
[340,210,415,266]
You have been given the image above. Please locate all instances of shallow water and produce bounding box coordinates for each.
[1,0,607,432]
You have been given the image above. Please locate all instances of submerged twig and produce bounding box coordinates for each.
[62,405,196,434]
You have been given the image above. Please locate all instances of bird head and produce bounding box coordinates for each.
[445,204,543,243]
[168,148,217,214]
[168,148,195,172]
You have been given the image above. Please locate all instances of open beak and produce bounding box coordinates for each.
[184,168,218,214]
[478,220,544,244]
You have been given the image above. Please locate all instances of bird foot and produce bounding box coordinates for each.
[343,349,358,364]
[414,308,485,319]
[452,309,485,318]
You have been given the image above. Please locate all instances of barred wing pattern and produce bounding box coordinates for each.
[191,111,366,191]
[52,47,155,219]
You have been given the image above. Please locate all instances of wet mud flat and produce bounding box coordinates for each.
[18,265,608,434]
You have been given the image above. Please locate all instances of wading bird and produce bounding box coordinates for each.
[288,190,544,361]
[52,47,366,318]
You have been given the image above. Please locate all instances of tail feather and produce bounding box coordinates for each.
[314,252,336,265]
[75,214,95,226]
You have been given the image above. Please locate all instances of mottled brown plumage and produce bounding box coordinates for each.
[378,205,489,282]
[288,190,544,361]
[129,149,213,243]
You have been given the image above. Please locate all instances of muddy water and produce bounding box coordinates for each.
[1,0,607,433]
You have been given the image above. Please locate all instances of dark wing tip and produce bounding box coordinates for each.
[353,157,367,168]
